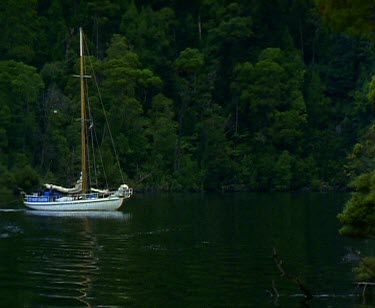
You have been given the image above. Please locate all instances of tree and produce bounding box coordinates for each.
[87,0,123,57]
[0,0,40,63]
[274,151,294,191]
[203,2,253,110]
[235,48,307,150]
[0,60,44,152]
[120,4,176,71]
[315,0,375,283]
[196,105,233,191]
[338,171,375,238]
[144,93,178,190]
[101,33,162,181]
[173,47,204,172]
[0,60,44,191]
[315,0,375,37]
[231,47,307,190]
[0,0,373,195]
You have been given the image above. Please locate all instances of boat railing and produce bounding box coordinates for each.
[24,186,133,203]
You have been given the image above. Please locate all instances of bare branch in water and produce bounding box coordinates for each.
[272,248,313,300]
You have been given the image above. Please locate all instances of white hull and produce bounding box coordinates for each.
[24,196,124,211]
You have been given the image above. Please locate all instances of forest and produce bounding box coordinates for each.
[0,0,375,195]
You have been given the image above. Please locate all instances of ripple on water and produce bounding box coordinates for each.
[0,193,369,307]
[0,224,23,239]
[8,230,102,306]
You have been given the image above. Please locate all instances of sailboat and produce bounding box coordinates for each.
[23,28,133,211]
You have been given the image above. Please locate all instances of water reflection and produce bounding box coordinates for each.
[25,210,130,220]
[0,205,131,306]
[21,210,131,306]
[0,193,374,307]
[0,209,24,212]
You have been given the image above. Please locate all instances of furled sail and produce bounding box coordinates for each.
[91,188,109,194]
[44,174,82,194]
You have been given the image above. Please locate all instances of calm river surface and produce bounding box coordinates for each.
[0,193,374,307]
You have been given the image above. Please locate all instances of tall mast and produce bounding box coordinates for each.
[80,27,87,195]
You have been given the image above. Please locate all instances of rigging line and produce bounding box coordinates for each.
[95,123,110,190]
[87,99,107,189]
[89,124,99,189]
[84,77,109,190]
[85,81,100,189]
[83,42,113,190]
[84,38,125,184]
[84,79,93,190]
[83,61,109,190]
[94,124,110,190]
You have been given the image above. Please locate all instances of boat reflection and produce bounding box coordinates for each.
[0,209,24,212]
[25,210,130,220]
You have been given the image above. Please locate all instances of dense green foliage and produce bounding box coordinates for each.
[316,0,375,283]
[1,0,375,193]
[354,257,375,282]
[339,124,375,241]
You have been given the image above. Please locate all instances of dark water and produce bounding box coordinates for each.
[0,193,374,307]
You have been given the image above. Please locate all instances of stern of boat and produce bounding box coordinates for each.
[115,184,133,199]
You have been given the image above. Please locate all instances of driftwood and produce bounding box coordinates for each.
[266,280,279,298]
[272,248,313,300]
[354,281,375,305]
